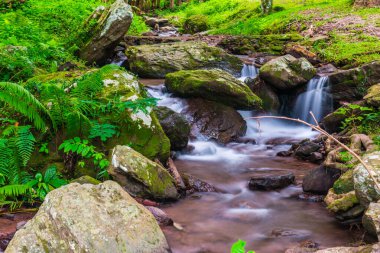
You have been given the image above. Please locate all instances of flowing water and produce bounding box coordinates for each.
[142,78,355,253]
[293,76,333,124]
[239,63,259,82]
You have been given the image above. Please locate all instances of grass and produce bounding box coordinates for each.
[127,14,150,35]
[159,0,380,67]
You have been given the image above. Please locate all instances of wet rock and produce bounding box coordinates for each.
[317,64,338,75]
[364,83,380,107]
[182,173,217,194]
[259,54,316,91]
[309,152,324,163]
[277,151,293,157]
[249,172,295,191]
[245,77,280,112]
[353,151,380,207]
[333,170,354,194]
[321,110,347,133]
[270,228,311,239]
[324,189,359,213]
[362,202,380,240]
[109,145,179,201]
[315,243,380,252]
[329,61,380,101]
[303,166,341,194]
[298,193,325,202]
[145,206,173,226]
[285,44,320,65]
[336,205,365,221]
[185,98,247,144]
[80,0,133,65]
[144,17,169,28]
[293,140,322,161]
[6,181,170,253]
[166,69,262,110]
[125,41,243,78]
[123,35,182,46]
[285,240,319,253]
[154,106,190,151]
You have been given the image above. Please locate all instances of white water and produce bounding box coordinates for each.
[293,76,333,124]
[239,64,259,82]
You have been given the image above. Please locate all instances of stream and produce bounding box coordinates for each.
[141,66,355,252]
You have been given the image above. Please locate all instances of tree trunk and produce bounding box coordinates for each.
[261,0,273,14]
[354,0,380,6]
[170,0,175,8]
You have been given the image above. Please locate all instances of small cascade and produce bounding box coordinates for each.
[239,63,259,81]
[293,76,333,124]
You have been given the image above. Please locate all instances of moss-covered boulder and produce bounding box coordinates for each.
[259,54,316,90]
[364,83,380,107]
[325,189,359,213]
[109,145,179,200]
[154,106,190,151]
[6,181,170,253]
[71,175,101,185]
[329,61,380,101]
[333,169,355,194]
[362,202,380,240]
[183,14,209,34]
[165,69,262,110]
[80,0,133,65]
[353,151,380,207]
[246,77,280,112]
[125,41,243,78]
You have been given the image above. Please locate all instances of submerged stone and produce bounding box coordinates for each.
[249,172,295,191]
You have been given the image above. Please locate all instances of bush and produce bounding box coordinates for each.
[183,14,209,34]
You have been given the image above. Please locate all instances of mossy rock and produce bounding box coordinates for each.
[109,145,179,200]
[333,170,354,194]
[71,175,101,185]
[125,41,243,78]
[183,14,209,34]
[165,69,262,110]
[325,189,359,213]
[364,83,380,107]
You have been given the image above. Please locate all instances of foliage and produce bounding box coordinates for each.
[231,240,255,253]
[336,104,380,133]
[89,122,119,142]
[0,82,53,131]
[127,14,150,35]
[183,14,209,34]
[59,137,109,180]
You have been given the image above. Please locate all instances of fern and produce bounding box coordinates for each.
[0,184,33,198]
[0,82,54,131]
[89,122,118,142]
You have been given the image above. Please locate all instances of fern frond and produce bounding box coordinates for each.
[0,184,32,198]
[14,126,36,167]
[0,82,54,131]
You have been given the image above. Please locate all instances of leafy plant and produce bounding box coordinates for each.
[89,122,118,142]
[231,240,255,253]
[39,142,49,154]
[336,104,374,132]
[58,137,109,179]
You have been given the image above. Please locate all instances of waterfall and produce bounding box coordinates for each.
[293,76,333,124]
[239,63,259,81]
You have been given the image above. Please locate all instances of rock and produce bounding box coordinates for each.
[294,141,322,161]
[285,44,320,65]
[245,77,280,112]
[354,0,380,7]
[71,175,101,185]
[166,69,262,110]
[309,152,324,163]
[363,202,380,240]
[16,221,27,231]
[249,172,295,191]
[5,181,170,253]
[184,98,247,144]
[324,189,359,213]
[154,106,190,151]
[109,145,179,200]
[123,35,182,47]
[333,170,354,194]
[321,109,347,133]
[259,55,317,90]
[125,42,243,78]
[329,61,380,101]
[145,206,173,226]
[270,228,311,239]
[336,205,365,221]
[303,166,341,194]
[298,193,325,202]
[364,84,380,107]
[314,244,377,253]
[182,173,217,194]
[80,0,133,65]
[183,14,209,34]
[353,151,380,207]
[277,151,293,157]
[144,17,169,28]
[317,64,338,75]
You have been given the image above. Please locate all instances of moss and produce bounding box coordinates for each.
[327,191,359,213]
[333,170,355,194]
[71,175,101,185]
[183,14,209,34]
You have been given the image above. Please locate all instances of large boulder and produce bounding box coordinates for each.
[154,106,190,151]
[165,69,262,110]
[245,77,280,112]
[80,0,133,65]
[125,41,243,78]
[353,151,380,207]
[362,202,380,240]
[184,98,247,144]
[5,181,170,253]
[364,84,380,107]
[303,166,341,194]
[314,244,379,253]
[259,54,316,90]
[109,145,179,200]
[329,61,380,101]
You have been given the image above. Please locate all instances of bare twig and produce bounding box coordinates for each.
[246,112,380,192]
